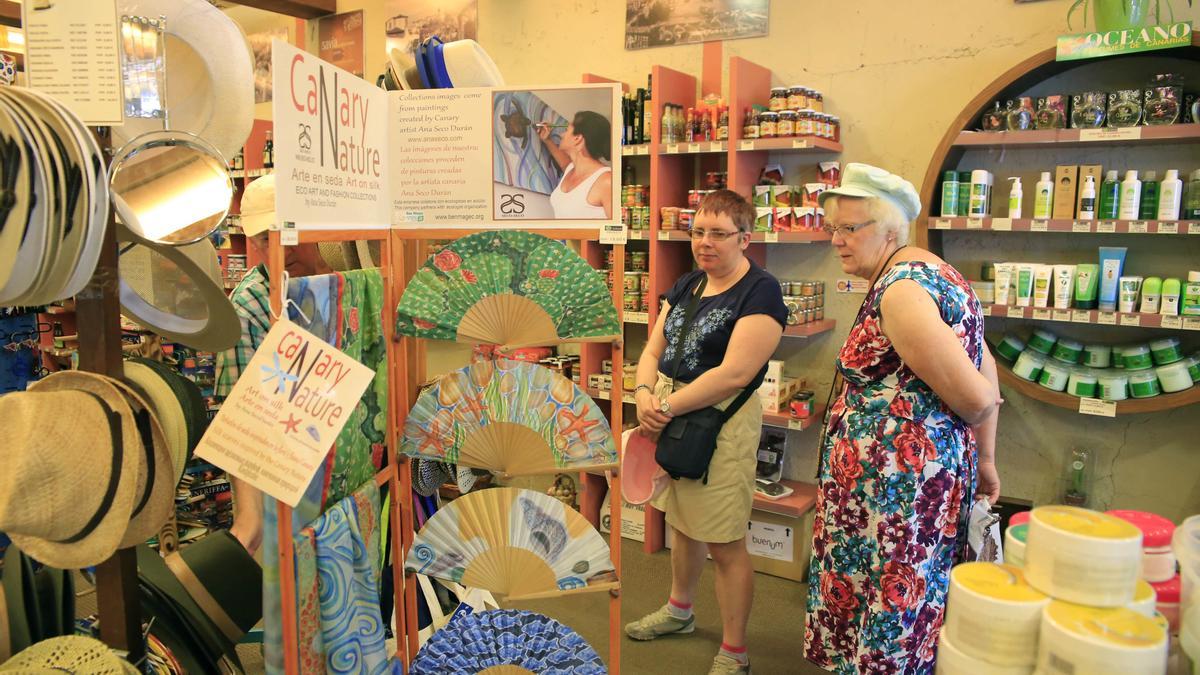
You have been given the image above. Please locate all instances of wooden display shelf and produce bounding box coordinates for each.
[588,386,636,405]
[656,230,831,244]
[929,217,1200,235]
[753,479,818,518]
[983,304,1200,331]
[660,140,727,155]
[736,136,843,153]
[783,319,836,338]
[762,406,825,431]
[953,123,1200,148]
[996,358,1200,415]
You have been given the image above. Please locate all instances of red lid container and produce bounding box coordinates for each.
[1106,509,1176,549]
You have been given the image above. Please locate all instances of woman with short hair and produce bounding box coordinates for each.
[804,164,1001,674]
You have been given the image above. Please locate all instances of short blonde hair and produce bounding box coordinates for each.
[823,194,911,246]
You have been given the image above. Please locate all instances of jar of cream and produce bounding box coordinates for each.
[970,281,995,305]
[1129,370,1162,398]
[1098,373,1130,401]
[1038,362,1070,391]
[1149,338,1183,366]
[1112,345,1126,369]
[996,335,1026,362]
[1067,368,1098,398]
[1027,329,1057,355]
[1155,362,1193,393]
[1052,339,1084,365]
[1013,351,1046,381]
[1186,355,1200,383]
[1122,345,1154,371]
[1083,344,1111,368]
[1106,510,1177,584]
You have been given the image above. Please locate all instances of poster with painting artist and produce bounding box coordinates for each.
[492,86,617,222]
[625,0,769,50]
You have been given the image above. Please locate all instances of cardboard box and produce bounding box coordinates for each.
[757,376,804,413]
[598,496,646,542]
[1077,165,1103,218]
[1052,165,1078,219]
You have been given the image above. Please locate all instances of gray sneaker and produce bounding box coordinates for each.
[623,604,695,641]
[708,654,750,674]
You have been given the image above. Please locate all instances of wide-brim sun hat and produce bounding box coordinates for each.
[5,378,142,569]
[0,635,137,674]
[387,47,424,90]
[437,39,504,88]
[239,173,275,237]
[124,360,189,488]
[105,375,177,548]
[817,162,922,224]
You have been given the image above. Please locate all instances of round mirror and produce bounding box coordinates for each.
[109,130,233,245]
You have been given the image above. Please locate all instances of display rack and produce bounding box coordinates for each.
[917,35,1200,416]
[266,228,412,673]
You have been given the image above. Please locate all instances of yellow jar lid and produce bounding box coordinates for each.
[1134,579,1155,603]
[1046,601,1166,648]
[952,562,1047,602]
[1033,505,1142,540]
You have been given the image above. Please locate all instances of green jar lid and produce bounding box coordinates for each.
[944,170,959,181]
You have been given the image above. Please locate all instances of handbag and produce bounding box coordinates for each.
[654,277,756,483]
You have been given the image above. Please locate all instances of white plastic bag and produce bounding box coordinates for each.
[968,497,1004,563]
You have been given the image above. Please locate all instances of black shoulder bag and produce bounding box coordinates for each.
[654,277,757,484]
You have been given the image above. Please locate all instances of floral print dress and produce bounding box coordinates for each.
[804,261,983,675]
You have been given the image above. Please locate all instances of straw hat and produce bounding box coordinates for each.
[0,545,74,661]
[0,635,137,674]
[104,377,176,548]
[240,174,275,237]
[0,379,141,569]
[124,360,189,486]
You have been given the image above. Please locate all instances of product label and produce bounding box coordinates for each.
[1128,221,1150,233]
[991,218,1012,231]
[967,217,984,229]
[1158,221,1179,234]
[657,231,671,240]
[1161,316,1183,329]
[763,232,780,243]
[1072,221,1092,233]
[791,139,811,149]
[1098,312,1117,325]
[1079,397,1118,417]
[1188,222,1200,235]
[1031,220,1049,232]
[1072,310,1091,323]
[688,143,700,153]
[1096,221,1117,233]
[1033,309,1052,321]
[739,140,755,151]
[1053,310,1072,322]
[1186,317,1200,331]
[933,219,952,230]
[666,144,679,154]
[981,305,993,316]
[747,520,795,562]
[787,418,806,430]
[1120,313,1142,327]
[1079,126,1142,142]
[600,224,628,245]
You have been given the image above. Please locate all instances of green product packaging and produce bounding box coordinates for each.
[1083,344,1111,368]
[1038,362,1070,391]
[996,335,1026,361]
[1074,264,1099,310]
[1099,170,1120,220]
[1139,276,1162,314]
[1027,328,1058,355]
[1129,371,1162,398]
[1149,338,1183,365]
[1098,373,1129,401]
[1123,345,1154,370]
[1161,277,1182,315]
[940,170,959,217]
[1068,369,1098,398]
[1185,355,1200,383]
[957,172,971,217]
[1183,271,1200,317]
[1051,339,1084,364]
[1140,171,1160,220]
[1112,346,1126,369]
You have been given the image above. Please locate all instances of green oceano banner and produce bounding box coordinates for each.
[1056,21,1193,61]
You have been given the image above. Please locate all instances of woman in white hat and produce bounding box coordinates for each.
[536,111,613,220]
[804,163,1001,673]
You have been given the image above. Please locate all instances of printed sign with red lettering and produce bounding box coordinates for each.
[195,319,375,507]
[272,39,389,229]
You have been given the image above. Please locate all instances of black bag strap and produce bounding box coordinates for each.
[665,275,755,421]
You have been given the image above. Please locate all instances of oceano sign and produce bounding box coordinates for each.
[1057,21,1192,61]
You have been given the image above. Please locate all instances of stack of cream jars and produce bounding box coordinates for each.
[939,506,1176,675]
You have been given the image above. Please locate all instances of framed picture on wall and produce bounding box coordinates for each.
[625,0,769,50]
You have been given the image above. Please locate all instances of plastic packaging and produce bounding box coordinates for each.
[1013,351,1046,381]
[1099,169,1120,220]
[1032,265,1053,308]
[1156,362,1193,393]
[969,169,990,216]
[1027,328,1057,355]
[1117,170,1141,220]
[1149,337,1183,365]
[1117,276,1142,313]
[1185,168,1200,219]
[1122,344,1154,370]
[1007,177,1023,219]
[1024,506,1142,606]
[1068,368,1098,397]
[1185,354,1200,383]
[1183,270,1200,316]
[1051,339,1083,364]
[1098,373,1130,400]
[1078,175,1096,220]
[1139,170,1159,220]
[943,563,1048,668]
[1033,171,1053,219]
[1006,524,1028,568]
[1156,169,1182,221]
[1083,344,1111,368]
[1074,264,1099,309]
[1160,277,1181,315]
[970,281,994,304]
[1097,247,1127,312]
[1053,264,1076,309]
[994,264,1013,305]
[941,170,960,217]
[1016,264,1035,307]
[1138,276,1162,314]
[996,335,1026,362]
[1038,362,1070,391]
[1129,370,1162,398]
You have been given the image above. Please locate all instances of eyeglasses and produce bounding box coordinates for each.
[822,220,876,237]
[688,228,744,242]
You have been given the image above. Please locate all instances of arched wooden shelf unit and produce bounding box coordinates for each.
[920,36,1200,415]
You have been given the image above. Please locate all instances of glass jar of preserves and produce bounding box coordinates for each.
[777,110,797,137]
[758,111,779,138]
[769,87,789,112]
[787,86,807,110]
[797,109,814,137]
[810,91,824,112]
[829,115,841,142]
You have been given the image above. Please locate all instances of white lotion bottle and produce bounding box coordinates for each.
[1078,175,1096,220]
[1157,169,1182,221]
[1034,171,1053,219]
[1008,177,1023,219]
[1118,170,1141,220]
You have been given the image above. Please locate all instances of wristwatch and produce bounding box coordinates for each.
[659,398,673,415]
[632,384,653,397]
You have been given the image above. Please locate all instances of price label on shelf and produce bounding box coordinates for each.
[1096,221,1116,233]
[1186,318,1200,331]
[933,219,952,230]
[1072,221,1092,233]
[991,218,1012,231]
[764,232,780,243]
[1033,309,1052,321]
[712,142,726,152]
[280,223,299,246]
[1072,310,1091,323]
[1080,127,1142,142]
[638,145,650,155]
[1098,312,1117,325]
[594,389,611,401]
[1128,221,1149,234]
[600,224,628,245]
[688,143,700,153]
[1119,313,1141,327]
[1158,221,1179,234]
[1052,310,1071,322]
[967,218,984,229]
[1188,222,1200,235]
[1030,220,1049,232]
[787,418,805,430]
[657,231,671,240]
[1161,316,1183,329]
[981,305,993,316]
[791,139,811,149]
[739,140,755,151]
[666,144,679,154]
[1079,397,1117,418]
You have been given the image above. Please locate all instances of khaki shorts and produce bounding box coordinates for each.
[649,371,762,544]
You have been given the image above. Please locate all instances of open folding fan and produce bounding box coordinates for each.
[411,609,605,675]
[405,488,616,600]
[395,231,619,348]
[401,358,617,476]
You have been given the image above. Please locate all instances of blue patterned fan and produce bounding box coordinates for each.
[411,609,605,675]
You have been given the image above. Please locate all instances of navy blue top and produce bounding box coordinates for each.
[658,261,788,388]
